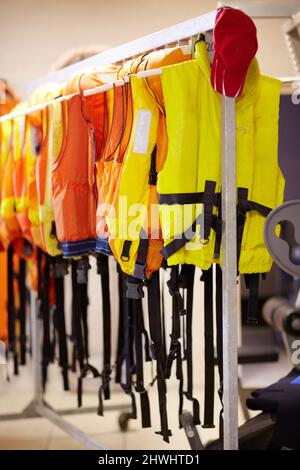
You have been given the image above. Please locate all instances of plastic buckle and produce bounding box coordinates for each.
[133,262,146,280]
[126,281,144,300]
[53,260,69,278]
[76,257,91,284]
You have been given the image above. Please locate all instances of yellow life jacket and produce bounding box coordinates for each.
[36,102,63,256]
[158,40,284,275]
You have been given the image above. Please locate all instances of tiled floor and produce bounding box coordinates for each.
[0,338,290,450]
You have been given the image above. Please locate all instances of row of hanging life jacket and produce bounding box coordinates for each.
[0,38,284,295]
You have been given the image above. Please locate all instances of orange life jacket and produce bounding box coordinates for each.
[52,93,98,257]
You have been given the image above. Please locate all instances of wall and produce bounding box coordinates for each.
[0,0,297,98]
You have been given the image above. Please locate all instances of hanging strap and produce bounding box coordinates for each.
[133,297,151,428]
[115,270,124,384]
[165,266,185,378]
[244,273,260,325]
[7,245,18,375]
[215,264,224,443]
[133,230,149,281]
[71,260,101,408]
[53,258,69,391]
[179,264,200,426]
[18,257,27,366]
[147,271,171,442]
[41,254,51,390]
[148,145,158,186]
[97,254,112,415]
[119,275,137,419]
[201,267,215,428]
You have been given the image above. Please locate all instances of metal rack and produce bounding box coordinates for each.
[0,9,239,450]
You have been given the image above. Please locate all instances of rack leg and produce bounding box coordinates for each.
[221,96,238,450]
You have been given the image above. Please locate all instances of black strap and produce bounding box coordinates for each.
[7,245,18,375]
[158,190,219,206]
[18,257,27,366]
[41,254,51,390]
[165,266,185,378]
[54,265,69,391]
[133,229,149,281]
[147,271,171,442]
[121,240,132,262]
[115,271,124,384]
[119,275,137,420]
[201,267,215,428]
[179,264,200,426]
[148,145,158,186]
[97,254,112,415]
[202,181,217,241]
[133,298,151,428]
[236,188,249,268]
[215,264,224,443]
[244,274,260,325]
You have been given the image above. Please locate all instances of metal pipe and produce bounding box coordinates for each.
[221,96,238,450]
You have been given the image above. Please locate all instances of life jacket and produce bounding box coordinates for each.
[158,40,284,275]
[36,103,63,256]
[52,93,98,257]
[26,83,65,251]
[0,106,25,249]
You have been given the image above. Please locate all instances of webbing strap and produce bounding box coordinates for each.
[133,298,151,428]
[80,282,89,361]
[148,145,158,186]
[215,265,224,442]
[121,240,132,262]
[201,267,215,428]
[120,275,137,419]
[147,271,171,442]
[165,266,184,378]
[41,254,51,390]
[179,264,200,426]
[54,274,69,391]
[7,245,18,375]
[244,274,260,325]
[18,257,27,365]
[97,254,112,415]
[133,228,149,281]
[115,272,124,384]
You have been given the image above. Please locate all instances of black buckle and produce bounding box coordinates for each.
[76,256,91,284]
[133,262,146,280]
[53,259,69,278]
[126,281,144,299]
